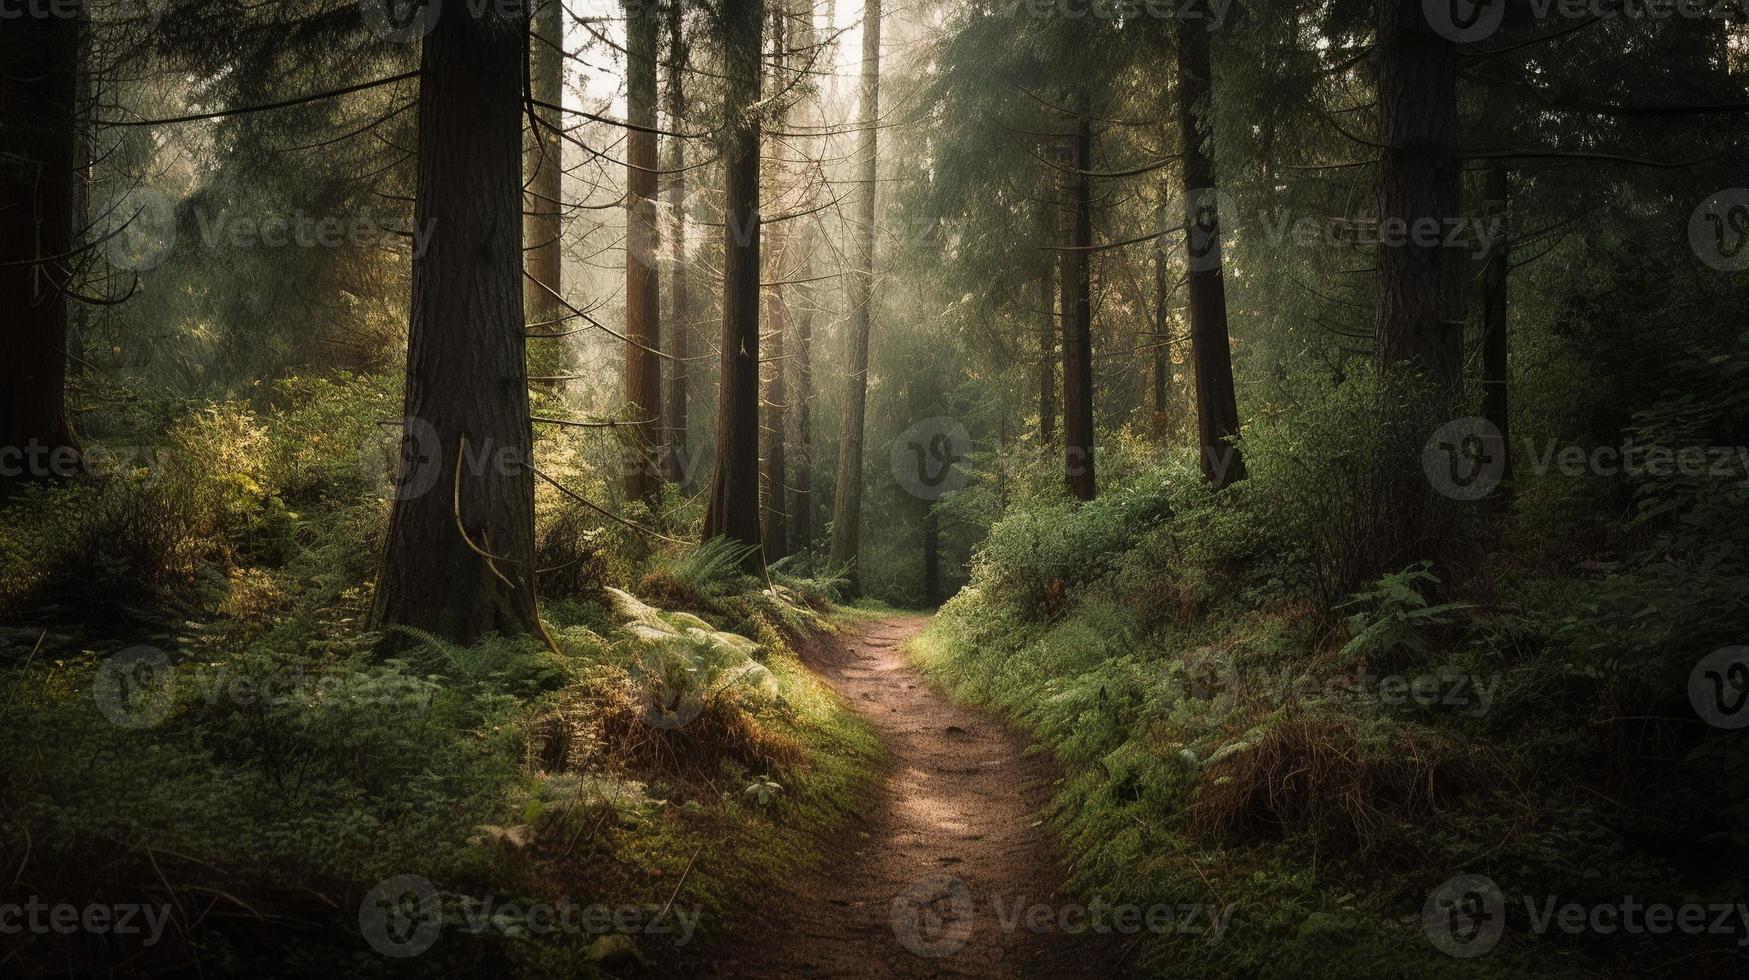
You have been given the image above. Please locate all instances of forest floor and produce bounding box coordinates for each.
[684,614,1136,979]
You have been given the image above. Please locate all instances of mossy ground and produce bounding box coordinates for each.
[0,378,884,978]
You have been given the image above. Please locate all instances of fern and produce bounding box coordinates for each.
[1335,561,1470,662]
[657,536,761,595]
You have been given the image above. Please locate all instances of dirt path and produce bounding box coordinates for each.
[692,615,1135,978]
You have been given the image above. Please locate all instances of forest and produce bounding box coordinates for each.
[2,0,1747,976]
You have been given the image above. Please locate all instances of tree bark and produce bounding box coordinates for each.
[524,0,564,326]
[1375,0,1463,393]
[1152,197,1170,438]
[1176,14,1246,488]
[624,0,664,502]
[760,2,791,561]
[1061,118,1096,502]
[703,0,764,552]
[1038,198,1057,449]
[372,4,540,645]
[662,0,691,486]
[792,281,814,551]
[1,12,81,486]
[1481,165,1512,491]
[827,0,880,579]
[761,287,789,559]
[923,501,941,606]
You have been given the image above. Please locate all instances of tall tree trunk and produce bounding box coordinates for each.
[760,2,790,561]
[1061,118,1096,502]
[1176,15,1246,488]
[1,12,81,486]
[1037,199,1057,449]
[69,25,92,382]
[703,0,764,551]
[1152,197,1170,438]
[792,284,814,551]
[372,5,540,644]
[524,0,564,325]
[761,288,788,559]
[827,0,880,580]
[624,0,664,502]
[662,0,691,485]
[1481,165,1512,492]
[1375,0,1463,393]
[788,0,820,554]
[923,500,940,606]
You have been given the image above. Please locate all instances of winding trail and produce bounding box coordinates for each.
[697,615,1135,978]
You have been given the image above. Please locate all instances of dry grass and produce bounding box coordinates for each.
[1190,707,1481,844]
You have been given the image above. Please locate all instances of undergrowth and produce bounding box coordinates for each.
[911,350,1749,979]
[0,374,878,977]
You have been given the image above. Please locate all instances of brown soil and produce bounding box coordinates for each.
[686,615,1138,978]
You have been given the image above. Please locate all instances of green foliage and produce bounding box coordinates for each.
[645,536,762,599]
[1336,562,1470,666]
[911,351,1749,977]
[0,376,882,977]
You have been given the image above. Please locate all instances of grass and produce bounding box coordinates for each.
[0,378,886,978]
